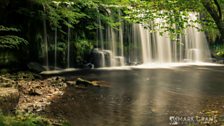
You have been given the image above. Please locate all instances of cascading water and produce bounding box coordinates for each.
[95,12,105,67]
[54,3,59,70]
[132,24,141,64]
[139,24,152,63]
[131,13,211,66]
[43,8,49,70]
[54,28,57,69]
[93,9,125,68]
[67,26,71,68]
[109,27,117,66]
[66,2,74,69]
[45,9,211,70]
[46,10,211,69]
[184,13,211,62]
[118,10,125,66]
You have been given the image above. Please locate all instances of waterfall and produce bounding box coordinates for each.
[94,10,126,68]
[131,13,211,65]
[183,13,211,62]
[155,32,172,63]
[118,10,125,66]
[99,51,105,67]
[132,24,211,64]
[54,3,59,70]
[110,27,116,66]
[67,26,71,68]
[92,11,211,68]
[132,24,140,64]
[95,12,106,67]
[98,17,104,50]
[139,25,152,63]
[43,13,49,70]
[54,28,57,69]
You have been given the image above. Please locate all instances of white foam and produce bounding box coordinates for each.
[40,68,77,74]
[131,62,223,69]
[96,66,131,70]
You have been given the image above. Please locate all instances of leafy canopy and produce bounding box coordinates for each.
[123,0,219,38]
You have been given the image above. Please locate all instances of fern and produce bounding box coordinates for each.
[0,35,28,49]
[0,25,28,50]
[0,25,20,32]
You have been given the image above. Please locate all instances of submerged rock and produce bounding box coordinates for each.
[66,81,76,86]
[76,78,99,87]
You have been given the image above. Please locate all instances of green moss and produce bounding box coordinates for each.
[0,113,50,126]
[0,112,70,126]
[212,44,224,57]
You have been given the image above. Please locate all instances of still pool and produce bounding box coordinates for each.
[44,65,224,126]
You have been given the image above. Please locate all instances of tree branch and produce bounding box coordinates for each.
[202,0,220,21]
[214,0,222,19]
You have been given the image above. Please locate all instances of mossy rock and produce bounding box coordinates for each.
[0,113,53,126]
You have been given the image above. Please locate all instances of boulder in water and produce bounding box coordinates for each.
[76,78,98,87]
[83,63,94,69]
[27,62,46,73]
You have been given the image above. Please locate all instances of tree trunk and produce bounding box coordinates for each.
[217,21,224,43]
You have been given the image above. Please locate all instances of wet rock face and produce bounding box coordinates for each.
[27,62,46,73]
[91,48,114,67]
[91,48,104,68]
[90,48,126,67]
[0,88,19,114]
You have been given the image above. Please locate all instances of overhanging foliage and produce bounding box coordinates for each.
[0,35,28,50]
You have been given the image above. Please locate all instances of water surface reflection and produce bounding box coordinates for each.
[45,66,224,126]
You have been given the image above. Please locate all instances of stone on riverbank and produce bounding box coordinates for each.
[16,76,67,113]
[0,76,16,87]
